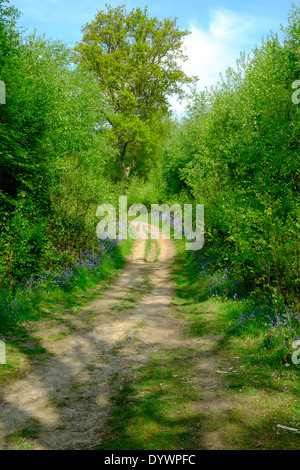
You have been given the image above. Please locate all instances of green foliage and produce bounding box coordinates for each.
[0,0,21,69]
[154,6,300,308]
[0,237,133,331]
[1,0,299,345]
[125,174,164,209]
[74,4,196,178]
[0,193,50,284]
[1,33,112,203]
[0,6,116,288]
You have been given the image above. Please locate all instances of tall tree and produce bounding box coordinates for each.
[74,3,196,178]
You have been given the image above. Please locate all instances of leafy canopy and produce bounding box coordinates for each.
[0,0,22,70]
[74,3,196,176]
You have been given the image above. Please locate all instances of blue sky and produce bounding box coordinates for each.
[10,0,299,114]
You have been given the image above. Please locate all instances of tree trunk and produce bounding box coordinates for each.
[118,139,127,178]
[118,139,137,180]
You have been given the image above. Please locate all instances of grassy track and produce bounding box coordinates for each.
[97,238,300,450]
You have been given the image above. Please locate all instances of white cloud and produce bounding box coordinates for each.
[209,9,252,39]
[170,9,259,116]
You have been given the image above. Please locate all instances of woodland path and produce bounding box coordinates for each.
[0,229,232,450]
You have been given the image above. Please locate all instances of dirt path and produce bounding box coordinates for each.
[0,232,232,450]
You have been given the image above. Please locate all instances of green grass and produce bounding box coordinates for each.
[94,237,299,450]
[96,349,205,450]
[1,230,299,450]
[0,238,134,386]
[0,237,134,331]
[172,238,300,366]
[168,238,300,449]
[144,239,160,263]
[5,419,40,450]
[97,236,299,450]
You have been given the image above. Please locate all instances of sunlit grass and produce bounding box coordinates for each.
[172,238,300,369]
[0,237,134,385]
[166,237,300,449]
[96,350,205,450]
